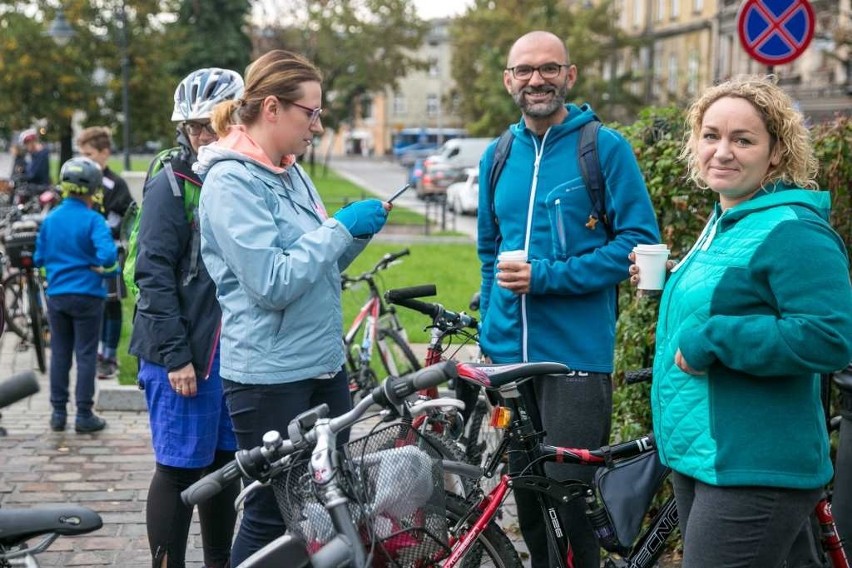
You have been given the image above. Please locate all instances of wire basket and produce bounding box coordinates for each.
[3,222,39,269]
[272,422,449,567]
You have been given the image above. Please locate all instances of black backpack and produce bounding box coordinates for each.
[487,119,612,240]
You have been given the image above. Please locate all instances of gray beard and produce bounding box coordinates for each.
[512,83,569,118]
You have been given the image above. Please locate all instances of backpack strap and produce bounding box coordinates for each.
[577,120,613,240]
[162,161,201,286]
[488,129,514,226]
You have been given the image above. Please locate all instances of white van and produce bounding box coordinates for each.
[419,137,492,198]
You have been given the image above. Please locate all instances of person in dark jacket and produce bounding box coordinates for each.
[128,68,244,568]
[16,128,51,202]
[76,126,134,380]
[34,157,117,434]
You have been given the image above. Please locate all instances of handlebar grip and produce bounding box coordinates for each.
[181,460,242,506]
[392,297,442,318]
[0,370,39,410]
[384,360,458,405]
[624,367,654,385]
[384,249,411,264]
[385,284,437,303]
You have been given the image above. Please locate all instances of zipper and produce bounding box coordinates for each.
[555,198,567,257]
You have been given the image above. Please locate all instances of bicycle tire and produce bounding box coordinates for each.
[377,326,420,378]
[26,273,47,373]
[419,430,477,497]
[3,272,28,340]
[465,397,506,495]
[444,493,523,568]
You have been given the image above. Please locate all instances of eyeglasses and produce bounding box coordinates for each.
[184,122,216,137]
[289,101,323,125]
[505,63,570,81]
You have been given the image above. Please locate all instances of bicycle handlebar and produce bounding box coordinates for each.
[624,367,653,385]
[341,249,410,289]
[180,361,458,507]
[384,286,478,330]
[0,371,39,410]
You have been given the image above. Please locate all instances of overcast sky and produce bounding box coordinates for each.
[412,0,474,20]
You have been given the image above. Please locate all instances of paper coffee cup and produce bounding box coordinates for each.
[633,244,671,290]
[498,249,527,262]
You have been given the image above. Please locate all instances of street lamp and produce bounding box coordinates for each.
[47,5,131,172]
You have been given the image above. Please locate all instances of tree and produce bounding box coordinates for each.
[171,0,252,79]
[252,0,430,132]
[449,0,641,136]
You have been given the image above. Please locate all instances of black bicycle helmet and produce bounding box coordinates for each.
[59,157,103,195]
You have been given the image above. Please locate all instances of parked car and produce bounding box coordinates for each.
[446,168,479,215]
[407,158,426,192]
[417,137,492,199]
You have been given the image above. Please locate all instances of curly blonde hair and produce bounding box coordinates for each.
[681,75,818,190]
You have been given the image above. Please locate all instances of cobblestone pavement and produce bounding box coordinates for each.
[0,334,531,567]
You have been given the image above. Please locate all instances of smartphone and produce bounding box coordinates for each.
[387,183,412,204]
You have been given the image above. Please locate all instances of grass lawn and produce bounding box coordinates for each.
[115,166,477,385]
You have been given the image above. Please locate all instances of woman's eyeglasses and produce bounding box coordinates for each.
[183,122,217,137]
[289,101,323,125]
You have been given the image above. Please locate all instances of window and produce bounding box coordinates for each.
[687,51,699,95]
[426,94,439,117]
[656,0,665,21]
[670,0,679,18]
[652,57,662,98]
[633,0,642,26]
[668,54,678,93]
[360,96,373,120]
[392,93,406,115]
[428,58,439,78]
[693,0,703,12]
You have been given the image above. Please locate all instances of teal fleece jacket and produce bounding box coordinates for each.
[477,104,659,371]
[652,183,852,489]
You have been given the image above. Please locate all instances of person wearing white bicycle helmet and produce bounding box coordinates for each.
[128,67,244,568]
[34,157,117,435]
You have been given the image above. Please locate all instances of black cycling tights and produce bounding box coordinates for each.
[147,451,238,568]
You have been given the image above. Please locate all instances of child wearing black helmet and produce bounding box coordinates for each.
[34,156,118,433]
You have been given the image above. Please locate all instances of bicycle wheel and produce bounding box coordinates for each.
[377,326,420,378]
[26,273,47,373]
[3,272,28,340]
[465,397,506,494]
[443,493,523,567]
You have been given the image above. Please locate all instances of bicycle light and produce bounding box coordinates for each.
[489,406,512,429]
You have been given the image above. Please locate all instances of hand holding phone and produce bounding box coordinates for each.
[388,183,412,204]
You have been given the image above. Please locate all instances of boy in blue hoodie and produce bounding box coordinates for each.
[34,157,118,433]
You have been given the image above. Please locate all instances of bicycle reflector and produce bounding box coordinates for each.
[489,406,512,429]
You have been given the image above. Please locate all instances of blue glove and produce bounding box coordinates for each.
[333,199,388,238]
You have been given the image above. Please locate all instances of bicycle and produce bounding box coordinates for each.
[2,214,49,373]
[182,361,523,567]
[450,362,850,568]
[342,249,420,402]
[0,370,103,567]
[384,285,506,494]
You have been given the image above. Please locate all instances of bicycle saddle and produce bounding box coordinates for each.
[0,506,102,546]
[456,362,569,389]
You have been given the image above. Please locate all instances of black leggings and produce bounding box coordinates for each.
[146,451,238,568]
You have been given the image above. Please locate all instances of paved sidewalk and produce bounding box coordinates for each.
[0,335,531,567]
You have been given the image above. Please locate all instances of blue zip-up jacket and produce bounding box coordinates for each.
[34,197,117,298]
[653,184,852,489]
[194,140,367,385]
[478,104,660,372]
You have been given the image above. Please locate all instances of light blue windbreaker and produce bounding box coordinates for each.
[195,145,366,384]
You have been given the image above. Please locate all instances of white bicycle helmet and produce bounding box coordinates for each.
[171,68,244,122]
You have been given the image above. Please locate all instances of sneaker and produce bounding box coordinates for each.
[50,412,67,432]
[75,414,107,433]
[97,358,118,380]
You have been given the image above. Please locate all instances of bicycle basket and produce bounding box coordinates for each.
[4,221,40,269]
[272,422,449,567]
[594,450,670,550]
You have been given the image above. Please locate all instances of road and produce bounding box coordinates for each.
[321,155,478,240]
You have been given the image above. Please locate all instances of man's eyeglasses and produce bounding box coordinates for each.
[289,101,323,125]
[505,63,570,81]
[184,122,216,137]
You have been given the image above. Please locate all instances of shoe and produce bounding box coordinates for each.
[75,414,106,433]
[96,356,115,380]
[50,412,67,432]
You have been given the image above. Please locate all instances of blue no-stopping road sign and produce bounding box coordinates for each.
[737,0,815,65]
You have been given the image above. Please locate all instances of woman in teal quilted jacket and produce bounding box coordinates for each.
[633,76,852,567]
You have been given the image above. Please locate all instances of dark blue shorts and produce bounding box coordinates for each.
[139,349,237,468]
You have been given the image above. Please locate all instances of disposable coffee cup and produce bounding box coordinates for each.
[498,249,527,263]
[633,244,671,291]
